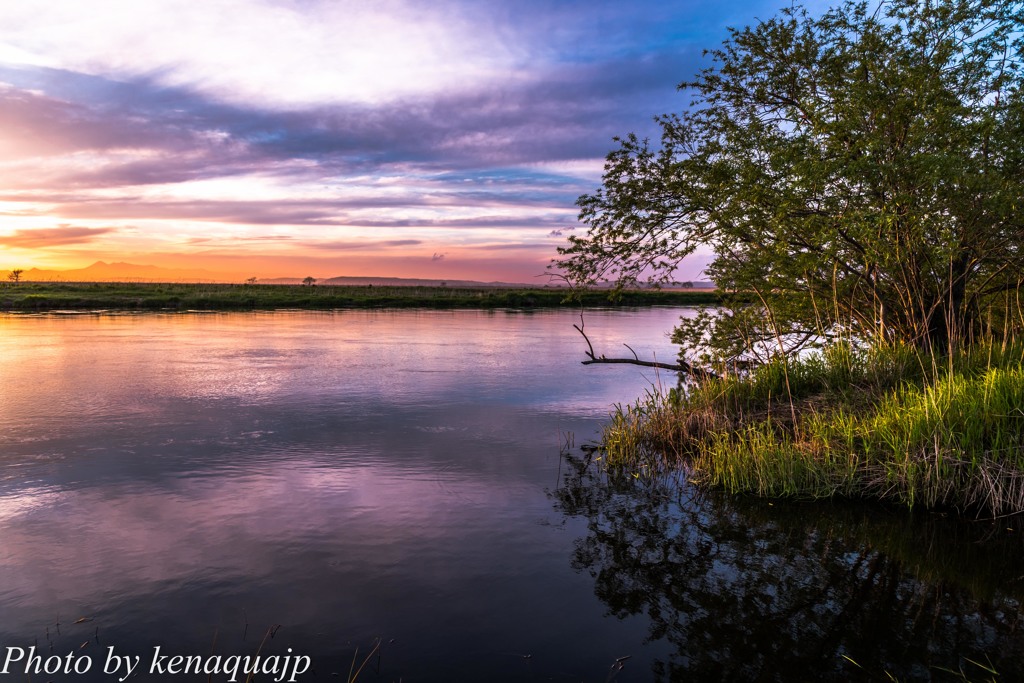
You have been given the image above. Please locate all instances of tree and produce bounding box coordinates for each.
[554,0,1024,359]
[7,269,24,284]
[302,276,316,286]
[245,276,258,285]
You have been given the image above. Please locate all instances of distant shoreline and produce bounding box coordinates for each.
[0,281,720,312]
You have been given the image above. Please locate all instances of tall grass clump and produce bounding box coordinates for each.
[601,342,1024,516]
[867,365,1024,511]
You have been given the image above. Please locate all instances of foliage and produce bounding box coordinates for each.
[554,0,1024,357]
[6,269,24,284]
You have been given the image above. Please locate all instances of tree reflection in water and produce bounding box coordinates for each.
[552,454,1024,682]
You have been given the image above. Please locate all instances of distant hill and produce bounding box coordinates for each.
[317,275,527,288]
[247,276,534,287]
[2,262,536,286]
[314,276,715,289]
[2,261,715,289]
[10,261,228,283]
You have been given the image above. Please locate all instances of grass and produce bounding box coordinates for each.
[0,281,720,311]
[600,342,1024,516]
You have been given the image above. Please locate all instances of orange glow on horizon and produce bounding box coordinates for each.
[0,246,559,284]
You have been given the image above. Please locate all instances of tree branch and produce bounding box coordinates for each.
[574,316,718,380]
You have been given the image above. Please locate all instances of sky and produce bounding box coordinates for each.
[0,0,801,283]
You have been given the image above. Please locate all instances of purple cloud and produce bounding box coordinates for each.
[0,0,778,278]
[1,40,696,181]
[0,225,118,248]
[303,239,423,251]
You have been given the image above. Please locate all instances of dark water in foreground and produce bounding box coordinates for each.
[0,309,1021,682]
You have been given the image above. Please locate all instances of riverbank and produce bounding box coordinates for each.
[601,342,1024,517]
[0,281,719,311]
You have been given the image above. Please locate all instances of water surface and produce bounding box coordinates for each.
[0,309,1020,682]
[0,309,683,681]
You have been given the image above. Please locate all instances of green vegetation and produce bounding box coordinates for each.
[0,281,718,312]
[601,342,1024,515]
[553,0,1024,516]
[555,0,1024,357]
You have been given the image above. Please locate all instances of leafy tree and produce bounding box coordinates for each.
[554,0,1024,359]
[7,269,24,284]
[302,276,316,287]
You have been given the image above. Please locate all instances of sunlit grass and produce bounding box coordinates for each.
[601,342,1024,516]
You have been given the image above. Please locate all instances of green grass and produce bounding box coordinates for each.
[0,281,720,311]
[600,342,1024,516]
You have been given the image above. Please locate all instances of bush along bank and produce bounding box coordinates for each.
[600,343,1024,517]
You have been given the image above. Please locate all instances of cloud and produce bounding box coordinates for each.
[0,0,747,110]
[0,0,774,284]
[302,239,423,251]
[465,242,550,251]
[30,197,572,229]
[0,75,207,158]
[46,198,352,225]
[0,0,529,107]
[348,215,569,229]
[1,37,695,176]
[186,234,294,245]
[0,225,117,248]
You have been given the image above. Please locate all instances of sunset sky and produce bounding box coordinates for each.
[0,0,810,282]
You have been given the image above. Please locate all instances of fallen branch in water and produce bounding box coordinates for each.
[573,316,718,380]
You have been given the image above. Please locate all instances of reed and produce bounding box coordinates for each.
[600,342,1024,516]
[346,638,382,683]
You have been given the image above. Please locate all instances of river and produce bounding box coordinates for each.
[0,309,1020,682]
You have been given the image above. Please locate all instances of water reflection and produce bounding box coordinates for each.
[553,454,1024,682]
[0,309,691,681]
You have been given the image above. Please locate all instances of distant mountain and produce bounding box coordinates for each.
[318,275,528,288]
[267,276,716,289]
[3,261,715,289]
[14,261,229,283]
